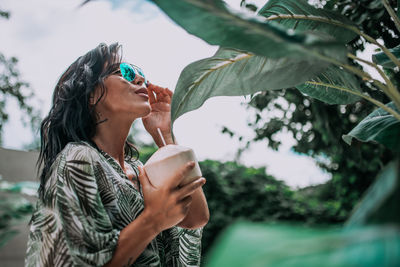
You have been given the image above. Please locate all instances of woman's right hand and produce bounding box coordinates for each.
[138,161,206,233]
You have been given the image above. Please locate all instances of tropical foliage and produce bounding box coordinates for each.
[223,0,399,221]
[147,0,400,265]
[156,0,400,131]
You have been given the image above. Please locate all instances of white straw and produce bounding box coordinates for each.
[157,128,167,147]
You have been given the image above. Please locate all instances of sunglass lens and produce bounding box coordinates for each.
[137,68,144,77]
[120,63,135,82]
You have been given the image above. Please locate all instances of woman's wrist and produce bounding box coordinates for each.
[139,209,162,235]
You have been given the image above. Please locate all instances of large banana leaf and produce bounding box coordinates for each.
[342,102,400,150]
[295,65,361,104]
[168,0,360,124]
[151,0,347,62]
[346,160,400,227]
[171,47,332,125]
[258,0,357,43]
[205,222,400,267]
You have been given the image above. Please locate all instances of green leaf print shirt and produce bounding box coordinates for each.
[25,142,202,267]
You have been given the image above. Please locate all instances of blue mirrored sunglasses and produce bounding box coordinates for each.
[118,63,148,86]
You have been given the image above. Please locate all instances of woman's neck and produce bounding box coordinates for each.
[92,118,133,169]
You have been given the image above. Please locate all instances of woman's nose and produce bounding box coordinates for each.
[133,75,146,86]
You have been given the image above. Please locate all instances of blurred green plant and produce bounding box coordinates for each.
[0,177,38,248]
[199,159,348,256]
[205,222,400,267]
[204,160,400,267]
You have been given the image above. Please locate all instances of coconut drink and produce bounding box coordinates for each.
[144,129,202,188]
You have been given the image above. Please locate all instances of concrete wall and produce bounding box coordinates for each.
[0,147,39,267]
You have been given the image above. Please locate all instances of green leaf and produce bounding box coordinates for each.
[342,102,400,150]
[346,160,400,227]
[372,45,400,68]
[205,222,400,267]
[171,47,331,125]
[258,0,357,43]
[295,65,361,104]
[153,0,356,126]
[152,0,348,61]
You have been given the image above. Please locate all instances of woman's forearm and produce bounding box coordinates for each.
[178,187,209,229]
[103,210,159,267]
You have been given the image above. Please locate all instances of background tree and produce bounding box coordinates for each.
[0,9,41,146]
[221,0,399,219]
[0,8,42,247]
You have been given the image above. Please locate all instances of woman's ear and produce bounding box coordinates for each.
[89,94,96,106]
[89,86,101,106]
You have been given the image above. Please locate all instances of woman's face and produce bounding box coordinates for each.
[92,65,151,122]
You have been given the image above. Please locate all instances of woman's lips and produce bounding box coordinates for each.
[135,88,149,99]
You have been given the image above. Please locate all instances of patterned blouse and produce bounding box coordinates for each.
[25,142,202,267]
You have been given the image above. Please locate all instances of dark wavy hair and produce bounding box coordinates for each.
[38,43,139,201]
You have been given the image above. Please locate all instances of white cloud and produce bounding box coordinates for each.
[1,0,330,188]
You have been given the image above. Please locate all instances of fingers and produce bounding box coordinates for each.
[147,87,157,104]
[147,84,172,103]
[166,88,173,97]
[168,161,196,188]
[149,83,165,93]
[138,166,154,188]
[177,177,206,200]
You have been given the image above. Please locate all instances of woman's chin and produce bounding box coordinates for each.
[139,107,152,118]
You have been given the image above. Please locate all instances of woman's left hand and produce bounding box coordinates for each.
[142,83,175,147]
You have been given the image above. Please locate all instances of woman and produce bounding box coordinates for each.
[25,43,209,267]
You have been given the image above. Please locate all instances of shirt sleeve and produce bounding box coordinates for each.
[177,227,203,267]
[56,146,120,266]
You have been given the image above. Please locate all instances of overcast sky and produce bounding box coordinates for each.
[0,0,333,188]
